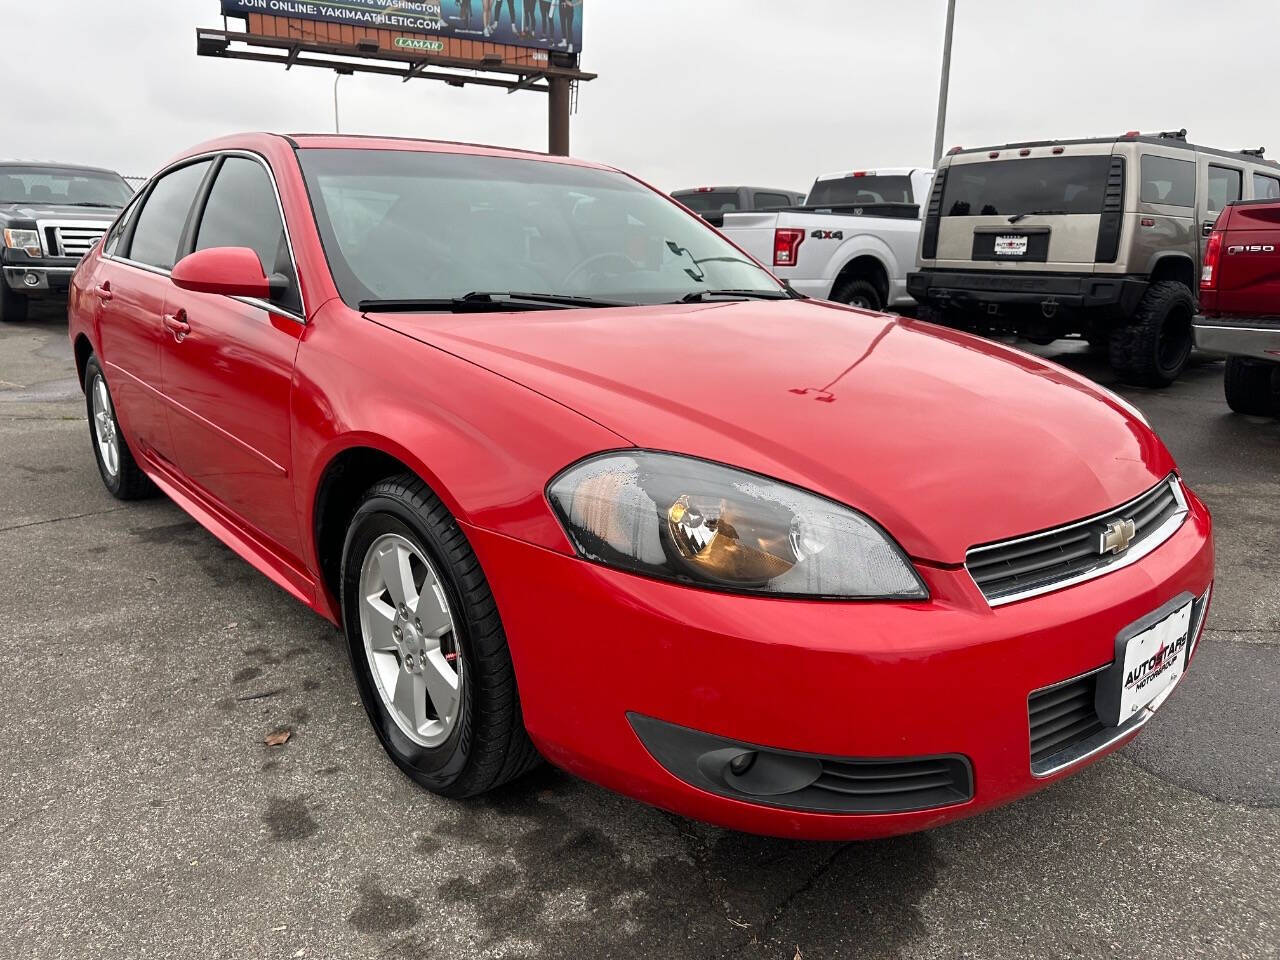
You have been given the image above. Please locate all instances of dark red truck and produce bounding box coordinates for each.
[1196,200,1280,417]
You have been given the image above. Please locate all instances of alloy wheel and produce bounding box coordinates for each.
[91,375,120,479]
[358,533,463,748]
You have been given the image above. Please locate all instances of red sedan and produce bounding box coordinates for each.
[67,134,1214,839]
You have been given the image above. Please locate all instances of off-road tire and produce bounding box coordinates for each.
[1223,356,1280,417]
[83,355,157,500]
[0,282,29,324]
[831,278,883,312]
[340,473,541,799]
[1109,281,1196,387]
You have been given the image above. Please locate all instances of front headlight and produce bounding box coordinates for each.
[547,452,927,599]
[3,229,42,258]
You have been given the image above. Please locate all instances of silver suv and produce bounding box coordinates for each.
[908,130,1280,386]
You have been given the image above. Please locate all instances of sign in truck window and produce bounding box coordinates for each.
[221,0,584,54]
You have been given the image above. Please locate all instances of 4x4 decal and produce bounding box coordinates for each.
[811,229,844,240]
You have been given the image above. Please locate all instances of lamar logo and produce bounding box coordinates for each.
[395,37,445,52]
[811,230,844,240]
[1099,518,1136,555]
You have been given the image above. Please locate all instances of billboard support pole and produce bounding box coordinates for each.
[549,77,571,156]
[931,0,957,168]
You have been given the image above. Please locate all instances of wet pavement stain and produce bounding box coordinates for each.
[262,796,319,841]
[347,876,422,935]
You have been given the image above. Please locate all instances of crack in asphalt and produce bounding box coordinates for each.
[1115,753,1280,811]
[0,505,128,534]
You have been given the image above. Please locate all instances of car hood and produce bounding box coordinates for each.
[374,300,1175,564]
[0,202,120,222]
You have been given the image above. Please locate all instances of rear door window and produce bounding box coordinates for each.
[1206,165,1243,213]
[1140,155,1195,207]
[940,156,1112,217]
[808,176,912,206]
[1252,173,1280,200]
[126,160,212,270]
[194,156,301,314]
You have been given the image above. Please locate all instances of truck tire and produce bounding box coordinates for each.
[1108,281,1196,388]
[831,278,882,312]
[1223,357,1280,417]
[0,281,29,324]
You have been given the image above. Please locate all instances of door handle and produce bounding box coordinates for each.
[163,311,191,343]
[94,282,113,301]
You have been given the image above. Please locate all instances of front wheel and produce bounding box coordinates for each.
[340,474,540,798]
[1223,356,1280,417]
[1109,281,1196,387]
[0,282,29,324]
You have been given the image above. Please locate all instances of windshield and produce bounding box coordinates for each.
[807,176,912,206]
[298,149,783,307]
[941,156,1112,217]
[0,166,132,207]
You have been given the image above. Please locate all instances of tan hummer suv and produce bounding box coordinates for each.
[908,130,1280,386]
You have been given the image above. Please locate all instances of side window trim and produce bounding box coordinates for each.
[105,149,308,324]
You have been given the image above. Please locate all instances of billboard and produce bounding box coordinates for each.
[221,0,583,54]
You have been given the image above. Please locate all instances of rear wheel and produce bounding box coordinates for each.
[1109,281,1196,387]
[1223,357,1280,416]
[340,473,540,798]
[0,282,29,324]
[83,355,156,500]
[831,278,882,312]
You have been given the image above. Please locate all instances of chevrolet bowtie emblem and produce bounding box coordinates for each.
[1099,519,1137,555]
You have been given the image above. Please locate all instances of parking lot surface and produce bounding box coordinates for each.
[1,307,1276,960]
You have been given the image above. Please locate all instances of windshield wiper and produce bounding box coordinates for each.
[678,289,795,303]
[359,291,635,313]
[1007,209,1067,223]
[60,202,120,208]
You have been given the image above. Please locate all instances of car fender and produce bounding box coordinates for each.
[822,234,899,298]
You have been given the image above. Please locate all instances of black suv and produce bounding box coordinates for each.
[1,162,134,323]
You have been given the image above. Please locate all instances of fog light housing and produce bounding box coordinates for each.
[23,273,40,287]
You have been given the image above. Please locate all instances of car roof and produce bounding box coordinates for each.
[163,132,618,174]
[812,167,928,181]
[670,186,803,195]
[0,160,124,176]
[947,135,1280,170]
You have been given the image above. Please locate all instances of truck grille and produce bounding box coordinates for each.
[38,221,112,260]
[966,476,1187,605]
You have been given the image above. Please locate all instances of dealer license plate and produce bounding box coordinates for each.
[993,235,1029,256]
[1115,600,1193,721]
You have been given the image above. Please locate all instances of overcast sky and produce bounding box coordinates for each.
[6,0,1278,191]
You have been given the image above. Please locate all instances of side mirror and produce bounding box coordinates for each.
[171,247,272,299]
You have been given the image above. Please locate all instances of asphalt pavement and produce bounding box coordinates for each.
[1,305,1276,960]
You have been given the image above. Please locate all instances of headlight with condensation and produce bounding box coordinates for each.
[3,229,42,258]
[547,452,928,600]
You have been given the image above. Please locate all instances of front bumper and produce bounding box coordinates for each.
[908,269,1148,315]
[466,488,1214,840]
[3,264,77,295]
[1194,318,1280,362]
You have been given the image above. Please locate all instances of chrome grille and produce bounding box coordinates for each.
[37,220,112,260]
[967,476,1188,606]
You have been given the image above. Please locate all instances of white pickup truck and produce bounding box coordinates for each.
[719,168,934,312]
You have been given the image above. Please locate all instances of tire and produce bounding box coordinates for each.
[831,278,883,312]
[83,355,156,500]
[340,473,540,799]
[1109,281,1196,388]
[1223,356,1280,417]
[0,281,30,324]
